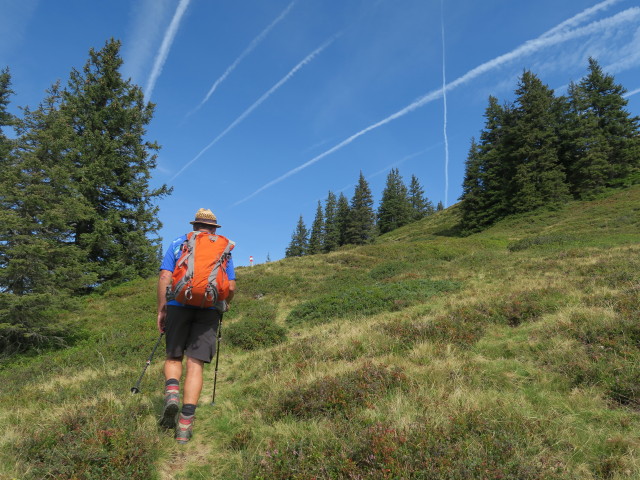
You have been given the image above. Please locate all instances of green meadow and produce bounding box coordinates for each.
[1,185,639,479]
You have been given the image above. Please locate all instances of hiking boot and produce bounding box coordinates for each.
[159,387,180,429]
[175,413,195,444]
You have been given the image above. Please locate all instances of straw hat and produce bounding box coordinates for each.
[190,208,221,228]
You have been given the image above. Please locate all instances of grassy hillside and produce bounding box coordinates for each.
[1,186,639,479]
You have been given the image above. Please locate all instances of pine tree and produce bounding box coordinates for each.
[285,215,308,257]
[377,168,412,234]
[1,84,95,296]
[345,172,376,245]
[459,138,484,232]
[436,201,444,211]
[336,192,350,246]
[408,174,434,221]
[307,201,324,255]
[61,39,171,288]
[508,71,569,213]
[323,191,339,252]
[568,58,640,192]
[0,68,17,282]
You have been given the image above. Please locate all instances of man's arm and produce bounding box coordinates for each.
[226,280,236,305]
[157,269,173,332]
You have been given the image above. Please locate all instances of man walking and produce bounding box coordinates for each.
[157,208,236,443]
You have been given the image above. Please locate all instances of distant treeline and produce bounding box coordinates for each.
[0,39,170,356]
[285,169,442,257]
[459,58,639,233]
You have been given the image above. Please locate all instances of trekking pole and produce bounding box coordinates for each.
[211,315,223,405]
[131,332,164,394]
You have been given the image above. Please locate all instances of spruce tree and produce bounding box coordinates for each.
[477,96,514,223]
[377,168,412,234]
[285,215,309,257]
[508,71,569,213]
[336,192,350,246]
[307,201,324,255]
[1,84,94,296]
[459,138,484,233]
[436,201,444,211]
[0,68,17,283]
[570,58,640,191]
[323,191,339,252]
[61,39,171,288]
[408,174,434,221]
[345,172,376,245]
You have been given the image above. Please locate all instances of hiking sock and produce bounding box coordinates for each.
[181,403,196,417]
[165,379,180,398]
[160,379,180,429]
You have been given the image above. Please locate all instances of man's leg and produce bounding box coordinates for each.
[160,357,183,428]
[164,356,183,382]
[176,356,204,444]
[183,356,205,405]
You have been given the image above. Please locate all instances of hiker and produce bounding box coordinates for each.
[156,208,236,443]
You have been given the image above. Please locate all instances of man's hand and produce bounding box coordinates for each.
[215,300,230,313]
[157,306,167,333]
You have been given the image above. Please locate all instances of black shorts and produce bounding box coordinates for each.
[165,306,221,363]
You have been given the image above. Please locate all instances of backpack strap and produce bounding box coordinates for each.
[168,232,199,301]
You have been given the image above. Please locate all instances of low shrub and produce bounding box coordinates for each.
[13,399,160,480]
[508,234,575,252]
[368,260,411,280]
[286,279,459,326]
[249,411,557,479]
[549,306,640,408]
[273,362,407,419]
[226,317,287,351]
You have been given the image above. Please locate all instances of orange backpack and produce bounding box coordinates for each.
[166,232,235,308]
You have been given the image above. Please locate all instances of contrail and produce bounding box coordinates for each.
[625,87,640,97]
[233,7,640,206]
[171,36,338,181]
[541,0,622,38]
[189,0,297,115]
[144,0,190,101]
[440,0,449,207]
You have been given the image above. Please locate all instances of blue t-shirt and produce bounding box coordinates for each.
[161,233,235,307]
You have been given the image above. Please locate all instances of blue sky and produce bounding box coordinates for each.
[2,0,640,266]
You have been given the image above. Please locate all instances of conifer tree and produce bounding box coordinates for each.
[345,172,376,245]
[0,68,17,284]
[323,191,340,252]
[1,84,94,296]
[307,201,324,255]
[558,81,610,198]
[377,168,412,234]
[436,201,444,211]
[459,139,484,232]
[61,39,171,288]
[335,192,350,246]
[285,215,309,257]
[508,71,569,213]
[568,58,640,192]
[408,174,434,221]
